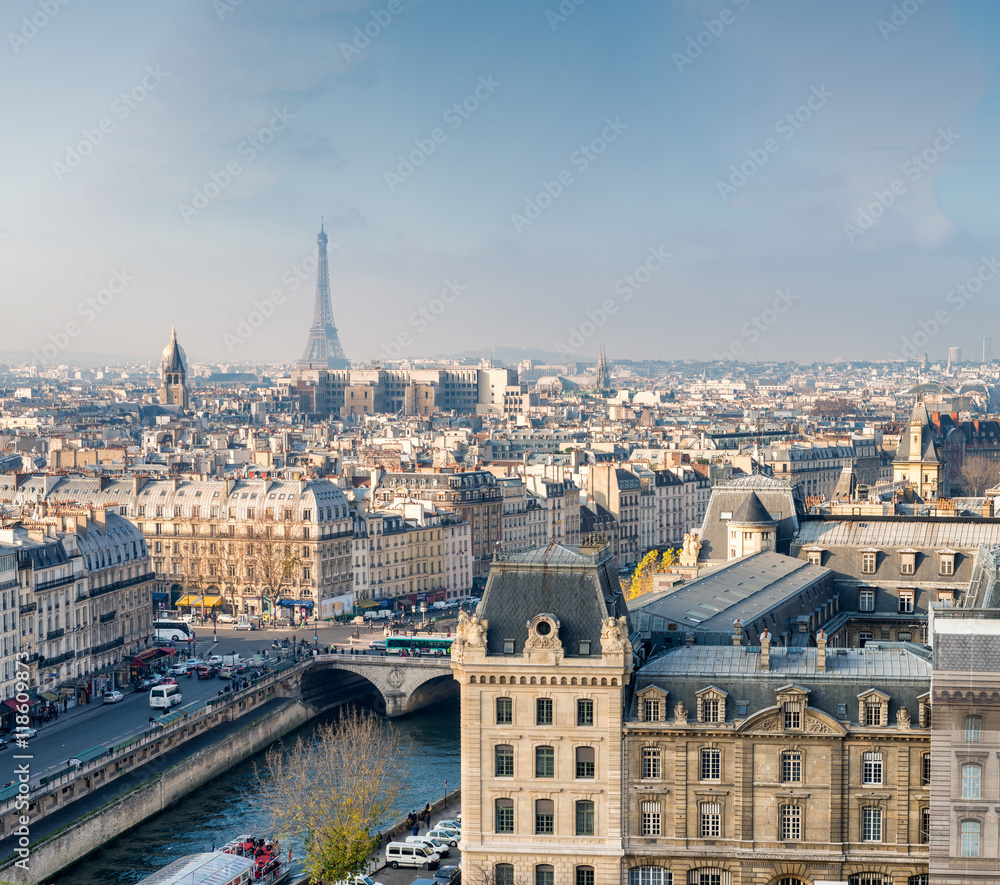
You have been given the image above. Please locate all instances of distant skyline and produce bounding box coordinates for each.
[2,1,999,366]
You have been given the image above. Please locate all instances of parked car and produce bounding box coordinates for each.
[234,620,252,631]
[334,876,384,885]
[16,727,38,739]
[196,665,218,679]
[217,613,237,624]
[425,826,459,847]
[102,690,125,704]
[167,663,188,677]
[433,865,461,884]
[0,738,9,752]
[160,677,178,686]
[436,818,461,830]
[406,835,451,858]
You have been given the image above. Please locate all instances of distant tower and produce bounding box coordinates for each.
[159,324,189,409]
[595,346,610,389]
[298,221,349,369]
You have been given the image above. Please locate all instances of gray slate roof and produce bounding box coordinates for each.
[479,543,630,657]
[697,476,802,562]
[634,644,931,726]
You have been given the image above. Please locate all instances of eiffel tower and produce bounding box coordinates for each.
[298,221,349,369]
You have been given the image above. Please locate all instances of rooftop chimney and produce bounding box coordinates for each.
[816,629,827,672]
[732,618,743,647]
[760,629,770,670]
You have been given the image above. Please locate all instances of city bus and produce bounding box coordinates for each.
[385,635,454,657]
[154,619,194,643]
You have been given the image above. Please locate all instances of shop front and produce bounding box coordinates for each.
[128,646,177,683]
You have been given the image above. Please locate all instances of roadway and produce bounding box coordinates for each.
[2,615,460,785]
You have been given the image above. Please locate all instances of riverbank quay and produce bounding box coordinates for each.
[0,657,311,884]
[0,696,311,884]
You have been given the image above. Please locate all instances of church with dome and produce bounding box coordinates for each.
[158,324,189,409]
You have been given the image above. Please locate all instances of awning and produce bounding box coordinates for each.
[39,691,59,702]
[3,698,38,711]
[73,745,109,764]
[129,647,177,667]
[152,591,169,601]
[356,599,380,609]
[175,594,222,608]
[278,599,313,609]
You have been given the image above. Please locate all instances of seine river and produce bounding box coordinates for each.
[52,699,461,884]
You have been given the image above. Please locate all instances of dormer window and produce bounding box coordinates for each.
[696,686,728,724]
[783,701,802,730]
[806,548,823,567]
[861,550,877,575]
[939,550,956,576]
[638,686,667,722]
[775,685,810,731]
[900,550,916,576]
[858,688,889,727]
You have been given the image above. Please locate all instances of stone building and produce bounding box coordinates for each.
[455,540,933,885]
[452,539,633,885]
[0,474,353,621]
[158,324,189,409]
[930,613,1000,883]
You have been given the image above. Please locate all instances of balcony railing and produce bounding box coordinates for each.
[99,610,117,624]
[35,575,76,592]
[93,637,124,654]
[19,602,37,615]
[90,571,155,600]
[46,628,64,641]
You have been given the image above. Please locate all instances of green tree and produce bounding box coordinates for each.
[255,706,404,884]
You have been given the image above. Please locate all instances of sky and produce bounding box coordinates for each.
[1,0,999,366]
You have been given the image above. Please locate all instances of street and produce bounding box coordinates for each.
[2,616,460,786]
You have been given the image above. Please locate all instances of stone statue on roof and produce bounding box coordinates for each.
[600,616,629,654]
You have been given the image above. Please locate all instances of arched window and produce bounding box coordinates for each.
[962,764,982,798]
[535,746,554,778]
[776,879,804,885]
[576,868,595,885]
[908,875,929,885]
[535,799,554,834]
[862,751,883,785]
[494,798,514,833]
[688,870,729,885]
[495,864,514,885]
[495,745,514,778]
[535,864,554,885]
[848,877,884,885]
[628,868,671,885]
[961,819,982,857]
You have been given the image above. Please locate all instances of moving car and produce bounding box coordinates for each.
[218,666,234,680]
[234,620,252,631]
[167,663,189,676]
[160,677,178,686]
[369,639,387,650]
[102,690,125,704]
[335,876,384,885]
[16,727,38,739]
[196,665,218,679]
[0,738,9,752]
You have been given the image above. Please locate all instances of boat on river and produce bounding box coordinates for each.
[137,835,291,885]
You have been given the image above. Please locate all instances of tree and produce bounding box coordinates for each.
[623,549,680,601]
[957,455,1000,496]
[243,514,302,624]
[255,706,405,884]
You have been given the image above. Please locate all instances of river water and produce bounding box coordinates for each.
[52,699,461,884]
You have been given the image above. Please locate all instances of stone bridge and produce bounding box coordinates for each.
[296,654,457,717]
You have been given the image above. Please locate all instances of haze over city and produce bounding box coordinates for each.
[2,0,999,365]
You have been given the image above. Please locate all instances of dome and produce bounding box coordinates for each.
[161,325,188,374]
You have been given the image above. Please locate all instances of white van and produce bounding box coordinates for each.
[384,841,440,870]
[149,684,183,709]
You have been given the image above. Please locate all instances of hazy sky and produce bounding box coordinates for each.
[2,0,998,366]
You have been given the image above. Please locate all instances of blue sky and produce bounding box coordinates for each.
[2,0,998,365]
